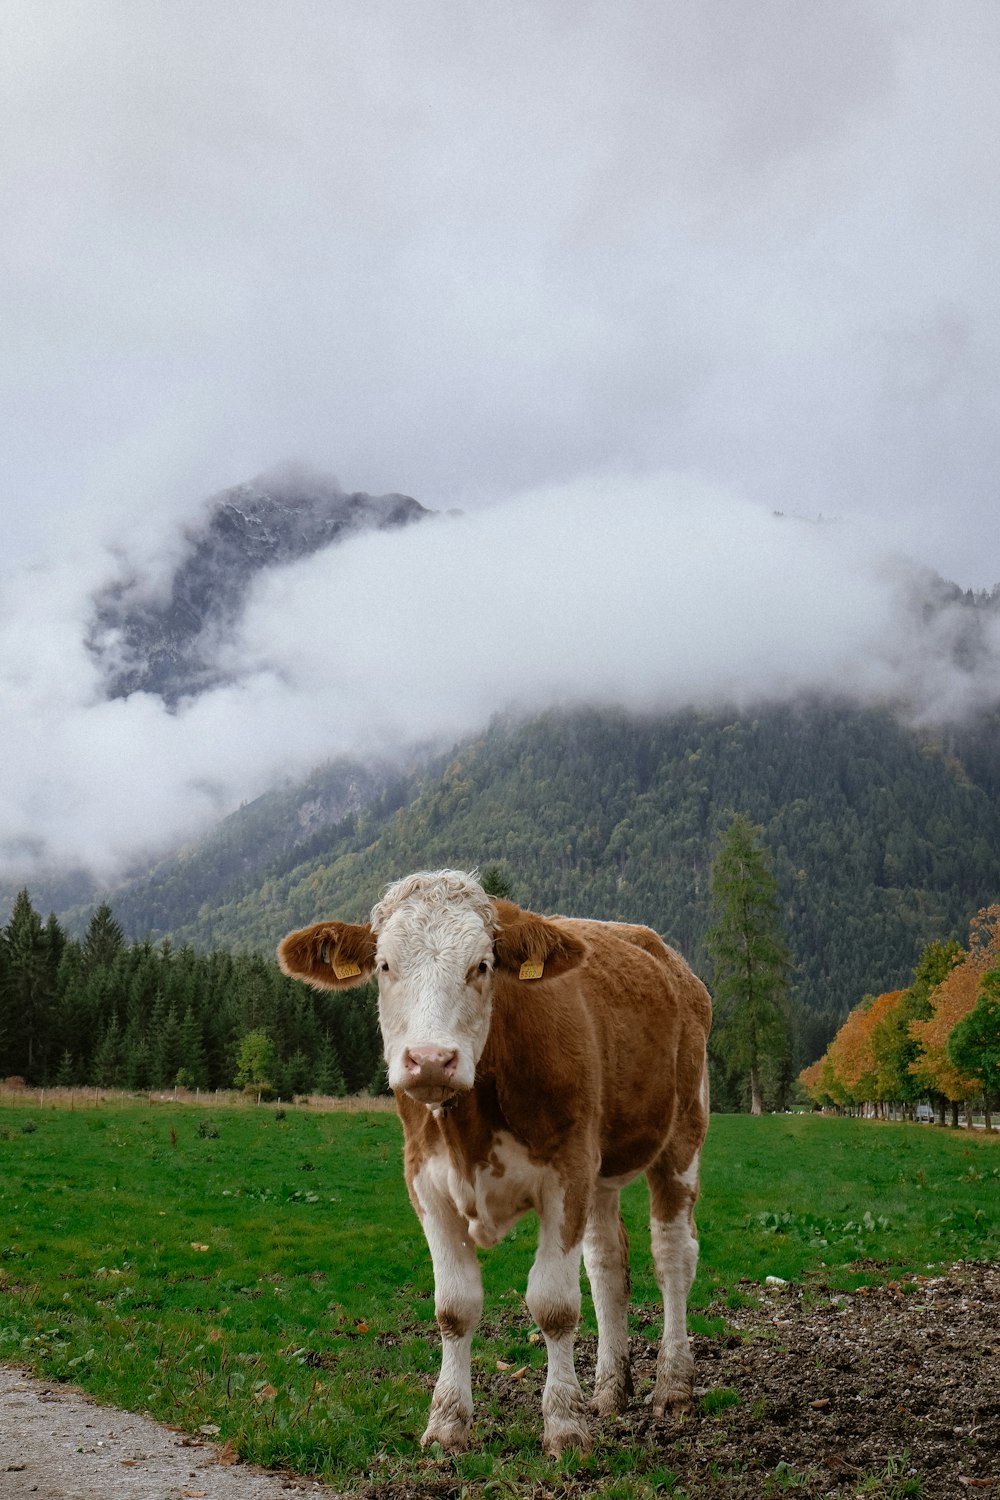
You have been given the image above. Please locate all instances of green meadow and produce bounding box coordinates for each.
[0,1103,997,1494]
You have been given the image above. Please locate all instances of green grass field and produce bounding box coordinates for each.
[0,1103,997,1494]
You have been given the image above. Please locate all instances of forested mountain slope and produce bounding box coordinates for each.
[72,701,1000,1059]
[82,757,411,941]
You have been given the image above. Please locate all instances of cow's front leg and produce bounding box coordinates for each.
[415,1190,483,1451]
[526,1204,589,1456]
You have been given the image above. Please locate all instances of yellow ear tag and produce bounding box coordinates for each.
[518,959,544,981]
[333,959,362,980]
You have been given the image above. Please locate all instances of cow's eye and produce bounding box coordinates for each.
[378,960,390,974]
[477,960,490,974]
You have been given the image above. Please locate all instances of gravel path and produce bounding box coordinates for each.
[0,1367,330,1500]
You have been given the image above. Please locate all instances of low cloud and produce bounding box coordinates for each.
[2,473,997,885]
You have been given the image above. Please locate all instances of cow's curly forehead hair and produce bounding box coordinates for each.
[370,868,498,936]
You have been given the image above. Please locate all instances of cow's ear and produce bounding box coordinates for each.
[278,921,377,991]
[492,901,588,983]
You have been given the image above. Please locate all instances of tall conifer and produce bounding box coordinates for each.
[707,815,791,1114]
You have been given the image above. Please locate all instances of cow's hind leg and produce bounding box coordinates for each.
[526,1204,590,1456]
[646,1137,702,1418]
[583,1182,633,1417]
[416,1194,483,1451]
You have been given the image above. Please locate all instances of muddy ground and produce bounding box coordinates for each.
[634,1260,999,1498]
[3,1262,997,1499]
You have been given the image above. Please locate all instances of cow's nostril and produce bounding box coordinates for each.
[404,1047,458,1076]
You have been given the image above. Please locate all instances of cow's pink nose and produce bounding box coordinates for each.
[404,1046,458,1081]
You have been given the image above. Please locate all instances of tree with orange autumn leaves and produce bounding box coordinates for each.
[800,905,1000,1115]
[908,906,1000,1104]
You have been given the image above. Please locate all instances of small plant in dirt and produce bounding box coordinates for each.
[699,1386,740,1415]
[852,1451,924,1498]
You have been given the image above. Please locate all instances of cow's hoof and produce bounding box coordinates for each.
[421,1420,471,1453]
[592,1361,634,1417]
[421,1389,472,1452]
[651,1384,694,1420]
[542,1418,591,1458]
[542,1387,591,1456]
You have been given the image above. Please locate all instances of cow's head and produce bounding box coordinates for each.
[277,870,587,1106]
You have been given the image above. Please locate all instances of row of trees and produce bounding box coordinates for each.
[0,892,384,1096]
[800,905,1000,1124]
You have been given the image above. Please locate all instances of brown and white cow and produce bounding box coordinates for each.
[278,869,711,1457]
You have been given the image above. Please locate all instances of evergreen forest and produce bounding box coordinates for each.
[0,893,384,1095]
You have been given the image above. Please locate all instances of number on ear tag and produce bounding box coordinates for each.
[333,959,362,980]
[518,960,544,981]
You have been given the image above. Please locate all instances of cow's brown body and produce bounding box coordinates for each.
[279,871,711,1455]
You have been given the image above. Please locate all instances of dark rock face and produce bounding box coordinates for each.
[88,467,431,705]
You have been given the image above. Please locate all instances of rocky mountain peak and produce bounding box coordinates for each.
[88,467,431,706]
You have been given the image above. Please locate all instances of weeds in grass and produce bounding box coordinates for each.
[748,1208,891,1253]
[850,1450,923,1498]
[771,1459,823,1490]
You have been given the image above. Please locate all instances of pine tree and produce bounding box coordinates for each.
[480,865,514,900]
[314,1033,346,1097]
[54,1048,75,1087]
[706,814,791,1115]
[175,1005,209,1091]
[44,913,67,972]
[93,1014,125,1087]
[150,1007,184,1087]
[81,902,125,976]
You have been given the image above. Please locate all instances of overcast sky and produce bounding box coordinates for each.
[3,1,1000,883]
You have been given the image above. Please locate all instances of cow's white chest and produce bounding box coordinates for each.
[417,1130,551,1250]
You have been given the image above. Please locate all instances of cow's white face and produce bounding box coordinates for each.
[277,870,589,1108]
[375,898,496,1103]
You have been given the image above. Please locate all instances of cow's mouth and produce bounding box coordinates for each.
[404,1083,461,1106]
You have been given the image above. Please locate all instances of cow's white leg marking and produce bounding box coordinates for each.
[413,1168,483,1452]
[583,1182,633,1417]
[648,1149,700,1418]
[526,1194,589,1456]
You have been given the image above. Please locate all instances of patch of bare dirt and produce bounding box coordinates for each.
[661,1259,1000,1497]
